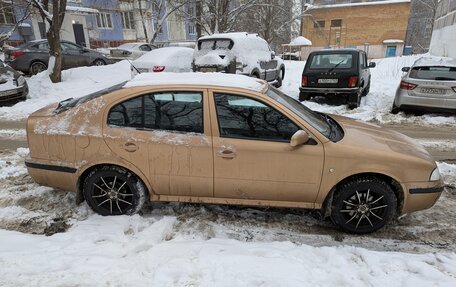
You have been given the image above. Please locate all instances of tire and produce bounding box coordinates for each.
[330,177,397,234]
[348,92,361,109]
[363,82,370,97]
[274,69,283,88]
[29,61,47,75]
[251,70,260,79]
[391,103,401,114]
[83,166,147,216]
[93,59,106,66]
[299,91,310,101]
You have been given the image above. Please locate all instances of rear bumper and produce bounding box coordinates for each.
[395,89,456,112]
[299,86,360,95]
[25,157,78,192]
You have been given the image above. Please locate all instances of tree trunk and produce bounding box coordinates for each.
[47,0,67,83]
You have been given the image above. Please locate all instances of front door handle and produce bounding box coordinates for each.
[216,149,236,159]
[124,142,138,152]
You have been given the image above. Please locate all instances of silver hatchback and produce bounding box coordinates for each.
[392,56,456,113]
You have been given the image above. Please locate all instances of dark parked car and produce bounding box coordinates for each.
[4,40,110,75]
[0,59,28,106]
[299,49,376,109]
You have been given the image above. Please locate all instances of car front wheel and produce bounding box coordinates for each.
[330,177,397,234]
[83,166,147,216]
[93,59,106,66]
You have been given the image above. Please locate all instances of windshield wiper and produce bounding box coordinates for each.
[319,113,338,139]
[56,97,73,109]
[327,59,345,73]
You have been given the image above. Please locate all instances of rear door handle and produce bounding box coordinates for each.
[216,149,236,159]
[124,142,138,152]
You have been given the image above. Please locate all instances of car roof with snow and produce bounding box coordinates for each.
[311,48,363,54]
[412,56,456,68]
[123,72,268,92]
[198,32,262,41]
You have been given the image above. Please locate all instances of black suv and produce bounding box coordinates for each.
[299,49,376,109]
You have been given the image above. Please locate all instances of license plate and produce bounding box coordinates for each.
[318,78,338,84]
[137,68,149,73]
[420,88,445,94]
[200,67,217,73]
[0,89,17,97]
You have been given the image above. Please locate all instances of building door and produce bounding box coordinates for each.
[72,23,85,47]
[386,46,397,58]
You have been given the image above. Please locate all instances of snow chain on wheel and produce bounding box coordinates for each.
[330,177,397,234]
[83,166,147,216]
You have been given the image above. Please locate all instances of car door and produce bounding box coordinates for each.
[359,52,369,89]
[103,88,214,197]
[209,90,325,205]
[61,42,85,68]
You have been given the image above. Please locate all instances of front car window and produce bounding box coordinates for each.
[214,93,300,142]
[108,91,204,133]
[309,53,353,69]
[198,39,234,51]
[266,87,331,138]
[409,66,456,81]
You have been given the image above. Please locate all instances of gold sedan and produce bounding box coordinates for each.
[25,73,443,234]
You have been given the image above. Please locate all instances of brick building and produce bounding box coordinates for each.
[301,0,412,59]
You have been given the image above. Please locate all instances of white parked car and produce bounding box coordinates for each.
[109,42,158,61]
[132,47,194,73]
[192,32,285,87]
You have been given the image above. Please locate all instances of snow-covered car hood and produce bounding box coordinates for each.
[331,114,434,163]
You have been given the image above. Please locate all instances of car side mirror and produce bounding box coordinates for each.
[368,62,376,68]
[290,130,310,147]
[401,67,410,72]
[271,51,275,60]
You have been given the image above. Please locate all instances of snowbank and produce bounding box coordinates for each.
[0,214,455,287]
[0,61,132,120]
[281,56,456,126]
[438,162,456,187]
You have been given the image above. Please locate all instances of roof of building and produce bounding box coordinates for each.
[123,72,268,92]
[307,0,411,10]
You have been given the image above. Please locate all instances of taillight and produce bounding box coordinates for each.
[400,81,417,90]
[152,66,165,72]
[10,51,25,59]
[348,76,358,88]
[301,75,308,86]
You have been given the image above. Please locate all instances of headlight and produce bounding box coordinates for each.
[430,168,441,181]
[17,75,26,86]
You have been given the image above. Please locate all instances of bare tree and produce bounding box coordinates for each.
[28,0,67,83]
[149,0,187,43]
[405,0,439,54]
[0,1,33,48]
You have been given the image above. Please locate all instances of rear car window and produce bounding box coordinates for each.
[409,66,456,81]
[198,39,234,51]
[309,54,353,69]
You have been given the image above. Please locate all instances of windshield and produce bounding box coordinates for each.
[266,87,331,138]
[54,82,127,114]
[117,43,138,50]
[198,39,234,51]
[409,66,456,81]
[310,53,353,69]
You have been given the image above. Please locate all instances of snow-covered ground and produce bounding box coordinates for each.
[0,56,456,285]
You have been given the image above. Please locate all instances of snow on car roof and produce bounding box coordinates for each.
[198,32,260,41]
[133,47,193,64]
[413,55,456,68]
[308,0,410,9]
[124,72,268,92]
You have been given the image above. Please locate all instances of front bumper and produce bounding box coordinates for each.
[0,84,28,106]
[401,180,444,214]
[299,86,360,95]
[395,89,456,112]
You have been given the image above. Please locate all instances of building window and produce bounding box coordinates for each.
[96,13,113,29]
[331,19,342,27]
[121,11,135,29]
[188,23,196,35]
[314,20,325,28]
[0,3,15,24]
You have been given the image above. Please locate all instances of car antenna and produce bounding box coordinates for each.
[126,58,141,74]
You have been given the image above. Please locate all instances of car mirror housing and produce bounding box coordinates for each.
[271,51,276,59]
[368,62,376,68]
[401,66,410,72]
[290,130,310,147]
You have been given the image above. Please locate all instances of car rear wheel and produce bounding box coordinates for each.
[347,92,361,109]
[30,62,47,75]
[93,59,106,66]
[274,69,283,88]
[83,166,147,216]
[391,103,401,114]
[299,92,310,101]
[330,177,397,234]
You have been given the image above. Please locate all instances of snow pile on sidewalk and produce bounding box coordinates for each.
[0,147,28,179]
[0,214,455,287]
[280,57,456,126]
[438,162,456,187]
[0,61,133,120]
